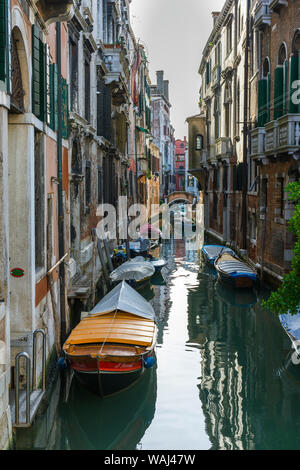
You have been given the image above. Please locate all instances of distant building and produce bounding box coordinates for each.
[150,71,176,198]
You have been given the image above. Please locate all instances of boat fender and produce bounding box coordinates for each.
[58,357,69,370]
[143,356,156,369]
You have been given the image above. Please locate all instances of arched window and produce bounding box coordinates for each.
[258,58,271,126]
[274,44,288,119]
[10,30,25,113]
[224,80,232,137]
[278,43,287,65]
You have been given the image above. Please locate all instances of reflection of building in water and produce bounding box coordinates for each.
[187,273,300,450]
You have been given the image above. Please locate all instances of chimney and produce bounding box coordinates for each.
[163,80,169,101]
[212,12,220,26]
[156,70,164,95]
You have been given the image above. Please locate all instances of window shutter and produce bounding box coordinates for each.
[0,0,10,90]
[274,66,284,120]
[283,60,288,116]
[289,53,300,113]
[61,77,69,139]
[32,25,46,122]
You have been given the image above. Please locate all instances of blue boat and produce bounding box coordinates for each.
[201,245,235,266]
[214,252,258,289]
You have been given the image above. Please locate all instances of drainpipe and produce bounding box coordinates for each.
[242,0,251,250]
[56,22,66,346]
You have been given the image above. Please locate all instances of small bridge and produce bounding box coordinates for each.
[166,191,195,206]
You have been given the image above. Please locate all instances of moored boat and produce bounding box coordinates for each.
[201,245,235,266]
[110,259,155,288]
[63,281,157,397]
[214,252,258,288]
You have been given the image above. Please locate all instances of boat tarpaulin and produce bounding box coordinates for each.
[110,259,155,282]
[280,308,300,342]
[90,281,156,321]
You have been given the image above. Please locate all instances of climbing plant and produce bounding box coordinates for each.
[262,180,300,316]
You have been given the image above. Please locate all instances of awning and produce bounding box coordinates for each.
[136,126,149,134]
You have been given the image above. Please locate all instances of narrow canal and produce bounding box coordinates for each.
[16,238,300,450]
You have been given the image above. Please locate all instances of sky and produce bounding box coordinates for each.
[130,0,225,140]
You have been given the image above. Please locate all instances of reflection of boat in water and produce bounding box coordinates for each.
[280,349,300,386]
[63,282,157,397]
[62,366,157,450]
[215,281,258,308]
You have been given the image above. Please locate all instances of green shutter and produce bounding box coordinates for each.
[49,63,58,130]
[32,25,46,122]
[61,77,69,139]
[258,78,268,127]
[0,0,9,89]
[32,25,41,117]
[289,54,299,113]
[0,0,6,82]
[283,60,288,115]
[274,66,284,119]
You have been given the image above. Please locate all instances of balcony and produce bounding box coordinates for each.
[277,114,300,155]
[34,0,74,25]
[270,0,288,14]
[250,127,265,160]
[103,45,129,105]
[254,0,271,30]
[215,137,232,162]
[265,120,278,155]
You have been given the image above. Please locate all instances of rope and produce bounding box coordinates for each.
[97,308,119,360]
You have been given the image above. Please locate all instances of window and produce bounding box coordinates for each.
[85,161,91,208]
[0,0,10,91]
[260,177,268,210]
[84,58,91,122]
[206,60,211,86]
[69,36,78,112]
[32,25,46,122]
[226,20,233,55]
[196,134,203,150]
[277,177,285,218]
[34,131,45,270]
[258,58,271,126]
[98,168,102,205]
[224,81,232,137]
[214,93,220,139]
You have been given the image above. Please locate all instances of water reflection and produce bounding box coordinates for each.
[58,367,157,450]
[15,237,300,450]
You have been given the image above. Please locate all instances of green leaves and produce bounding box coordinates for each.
[262,180,300,316]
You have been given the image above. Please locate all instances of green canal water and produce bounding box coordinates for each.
[16,238,300,450]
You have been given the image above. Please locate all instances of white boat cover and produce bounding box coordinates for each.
[90,281,156,320]
[110,259,155,282]
[280,307,300,342]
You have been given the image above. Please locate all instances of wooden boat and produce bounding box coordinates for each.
[214,252,258,288]
[201,245,235,267]
[63,281,157,397]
